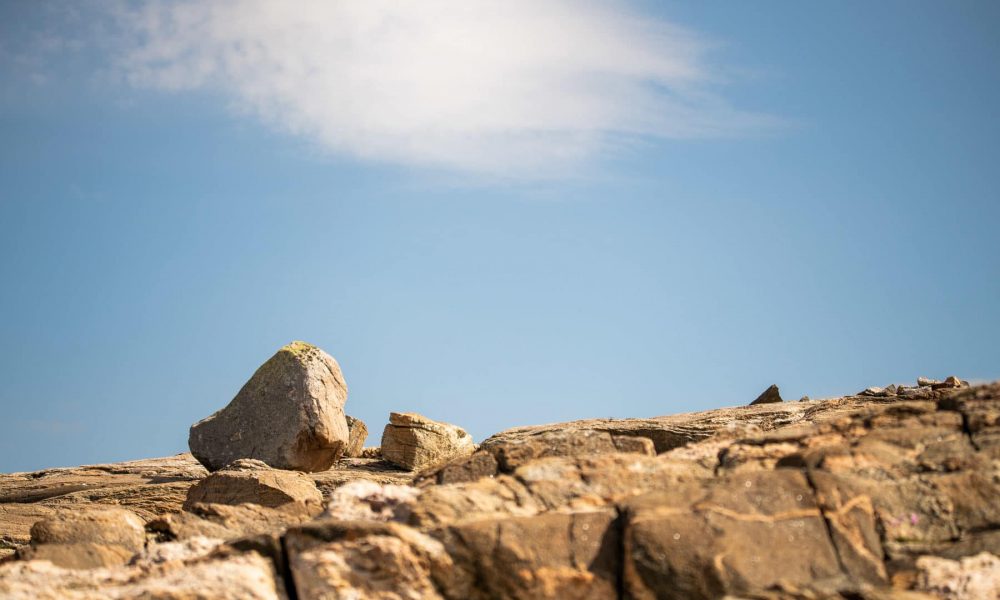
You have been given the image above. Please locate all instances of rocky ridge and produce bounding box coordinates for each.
[1,343,997,599]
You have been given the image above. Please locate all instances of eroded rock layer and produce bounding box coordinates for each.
[2,380,998,599]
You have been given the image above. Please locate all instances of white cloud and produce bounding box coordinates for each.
[111,1,772,174]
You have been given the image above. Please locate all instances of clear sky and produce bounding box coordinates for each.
[1,1,998,472]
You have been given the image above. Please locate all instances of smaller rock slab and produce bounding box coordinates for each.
[183,459,323,513]
[381,412,475,471]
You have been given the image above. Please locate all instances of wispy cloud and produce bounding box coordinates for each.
[108,1,773,175]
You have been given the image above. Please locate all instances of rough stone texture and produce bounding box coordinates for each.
[285,519,456,600]
[344,415,369,458]
[16,543,136,570]
[149,502,316,542]
[381,412,475,471]
[2,379,999,599]
[751,383,783,405]
[914,552,1000,600]
[29,506,145,554]
[324,480,421,522]
[189,341,350,472]
[182,459,323,513]
[623,470,858,599]
[0,550,284,599]
[309,457,414,497]
[439,507,621,600]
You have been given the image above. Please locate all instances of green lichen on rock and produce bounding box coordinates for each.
[189,342,350,472]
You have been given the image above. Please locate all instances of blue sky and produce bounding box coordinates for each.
[1,1,998,472]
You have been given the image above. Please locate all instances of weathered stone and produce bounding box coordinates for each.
[360,446,382,459]
[622,470,853,599]
[29,506,146,553]
[439,507,620,599]
[285,520,457,600]
[4,379,1000,598]
[323,480,421,522]
[344,415,369,458]
[183,459,323,513]
[417,451,499,486]
[914,552,1000,600]
[381,412,475,471]
[150,502,316,542]
[751,383,783,405]
[309,457,414,497]
[409,453,706,528]
[189,341,350,472]
[16,543,134,569]
[0,550,283,599]
[481,428,649,473]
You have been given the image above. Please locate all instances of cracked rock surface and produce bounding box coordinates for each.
[2,379,998,599]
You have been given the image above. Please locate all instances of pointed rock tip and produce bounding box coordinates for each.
[750,384,783,405]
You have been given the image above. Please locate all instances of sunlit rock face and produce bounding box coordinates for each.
[2,377,998,599]
[189,341,351,473]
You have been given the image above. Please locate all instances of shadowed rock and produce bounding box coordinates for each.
[750,383,783,405]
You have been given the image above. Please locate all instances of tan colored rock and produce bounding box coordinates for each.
[344,415,369,458]
[150,501,316,542]
[16,543,134,569]
[439,507,621,600]
[381,412,475,471]
[286,520,454,600]
[189,341,350,472]
[0,550,284,599]
[622,470,870,599]
[309,457,414,497]
[183,459,323,513]
[30,507,146,553]
[360,446,382,459]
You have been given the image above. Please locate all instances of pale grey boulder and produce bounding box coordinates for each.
[189,341,350,472]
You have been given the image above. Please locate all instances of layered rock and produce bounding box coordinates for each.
[182,459,324,512]
[189,341,350,472]
[344,415,369,458]
[2,378,999,600]
[0,547,284,599]
[381,412,475,470]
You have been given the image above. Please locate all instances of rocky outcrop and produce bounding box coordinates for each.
[2,377,999,599]
[189,341,350,472]
[381,412,476,470]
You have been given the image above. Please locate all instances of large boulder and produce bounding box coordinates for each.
[189,341,350,472]
[381,412,475,471]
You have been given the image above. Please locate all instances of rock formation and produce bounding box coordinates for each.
[182,459,324,512]
[344,415,369,458]
[381,412,476,470]
[2,374,998,599]
[189,341,350,472]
